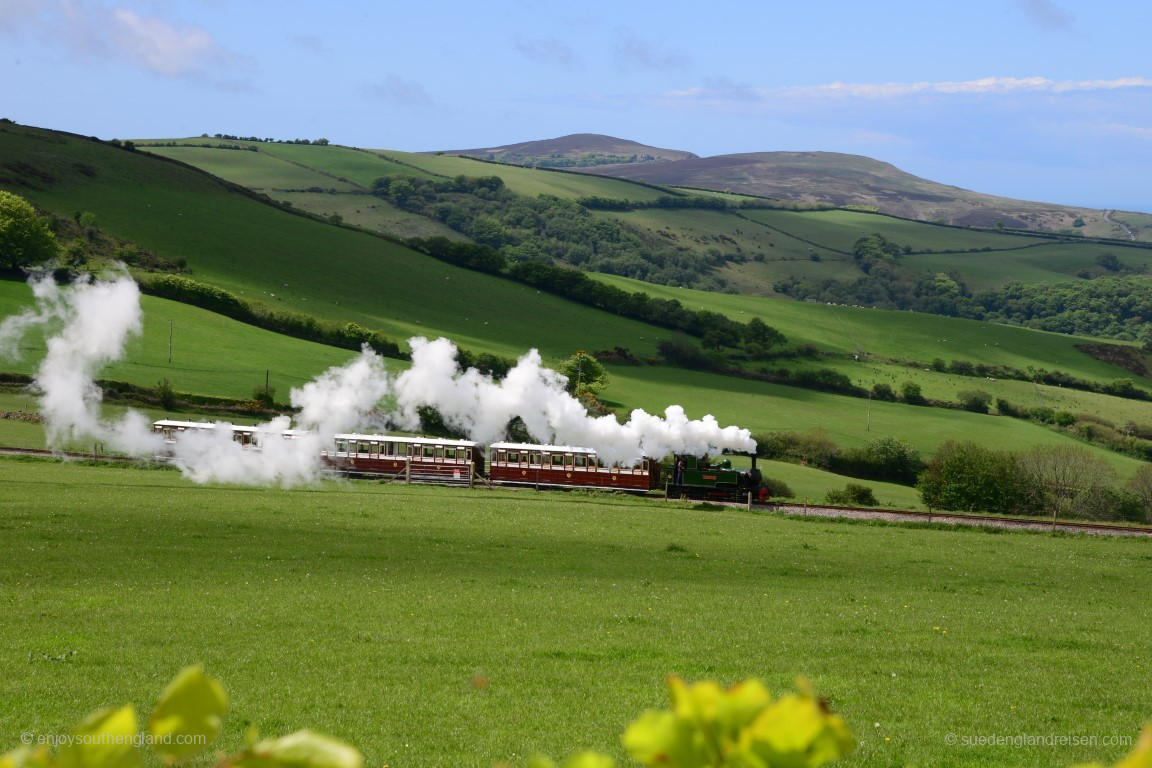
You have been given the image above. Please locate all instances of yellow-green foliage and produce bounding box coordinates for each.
[1,666,1149,768]
[0,667,361,768]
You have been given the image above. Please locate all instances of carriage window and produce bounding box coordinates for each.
[444,447,456,461]
[335,440,347,452]
[530,452,542,466]
[642,460,649,471]
[357,442,368,454]
[575,455,588,468]
[423,445,435,458]
[507,451,519,463]
[550,454,563,467]
[464,448,472,461]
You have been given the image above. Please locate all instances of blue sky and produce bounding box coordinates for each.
[3,0,1152,212]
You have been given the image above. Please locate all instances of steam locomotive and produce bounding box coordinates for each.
[152,420,768,500]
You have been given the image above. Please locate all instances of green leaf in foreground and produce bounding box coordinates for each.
[230,730,362,768]
[57,706,139,768]
[147,664,228,762]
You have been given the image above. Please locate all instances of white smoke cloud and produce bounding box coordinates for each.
[0,271,755,486]
[0,269,164,455]
[390,336,756,467]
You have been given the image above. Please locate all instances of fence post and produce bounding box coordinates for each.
[747,491,752,511]
[405,461,411,484]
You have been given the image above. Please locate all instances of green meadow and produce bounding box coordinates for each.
[589,274,1150,385]
[0,126,679,361]
[2,457,1149,768]
[0,279,358,401]
[137,133,1152,302]
[604,364,1147,480]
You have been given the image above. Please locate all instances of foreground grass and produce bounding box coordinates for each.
[1,458,1149,767]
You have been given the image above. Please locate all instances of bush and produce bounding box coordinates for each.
[871,382,896,401]
[957,389,992,413]
[900,380,925,405]
[830,436,922,485]
[156,378,178,410]
[762,476,794,499]
[825,483,878,506]
[996,398,1025,418]
[917,441,1030,513]
[753,429,839,468]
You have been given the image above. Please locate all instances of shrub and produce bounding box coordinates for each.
[900,380,925,405]
[871,382,896,401]
[917,441,1030,513]
[830,436,923,485]
[762,476,794,499]
[996,398,1025,418]
[957,389,992,413]
[825,483,877,506]
[156,378,178,410]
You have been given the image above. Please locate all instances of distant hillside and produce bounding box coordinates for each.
[433,133,698,168]
[583,150,1152,239]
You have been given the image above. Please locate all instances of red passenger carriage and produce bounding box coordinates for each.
[487,441,660,492]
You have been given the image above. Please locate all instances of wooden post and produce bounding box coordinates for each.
[747,491,752,511]
[405,461,411,484]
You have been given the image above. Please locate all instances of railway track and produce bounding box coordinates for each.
[4,445,1150,537]
[761,500,1152,537]
[0,446,148,463]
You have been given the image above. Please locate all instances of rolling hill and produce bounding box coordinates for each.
[138,136,1152,303]
[428,135,1152,240]
[432,133,698,167]
[5,120,1152,485]
[582,149,1152,239]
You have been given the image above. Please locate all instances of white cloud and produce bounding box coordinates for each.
[1,1,246,82]
[1019,0,1073,29]
[666,76,1152,102]
[108,8,230,78]
[613,29,690,72]
[362,75,433,107]
[514,36,577,68]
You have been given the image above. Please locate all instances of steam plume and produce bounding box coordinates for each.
[0,271,756,486]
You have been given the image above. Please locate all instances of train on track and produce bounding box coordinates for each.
[153,419,770,501]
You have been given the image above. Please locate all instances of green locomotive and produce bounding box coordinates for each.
[667,454,769,503]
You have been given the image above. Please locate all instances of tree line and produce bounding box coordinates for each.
[754,429,1152,522]
[776,233,1152,345]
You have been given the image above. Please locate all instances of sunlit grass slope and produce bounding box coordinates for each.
[2,458,1149,768]
[0,125,678,360]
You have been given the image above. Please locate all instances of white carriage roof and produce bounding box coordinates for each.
[334,433,478,448]
[489,441,598,454]
[152,420,309,436]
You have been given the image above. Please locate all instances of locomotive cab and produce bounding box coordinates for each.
[669,453,768,503]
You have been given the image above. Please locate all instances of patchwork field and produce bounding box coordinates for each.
[2,457,1149,768]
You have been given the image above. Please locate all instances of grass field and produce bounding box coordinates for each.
[135,133,1152,301]
[1,457,1149,768]
[0,279,359,400]
[589,274,1148,386]
[604,365,1148,480]
[0,126,682,361]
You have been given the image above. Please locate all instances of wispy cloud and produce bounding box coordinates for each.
[1019,0,1073,29]
[362,75,433,107]
[108,8,235,78]
[667,76,1152,102]
[290,33,329,56]
[0,0,248,84]
[513,36,577,68]
[613,30,689,72]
